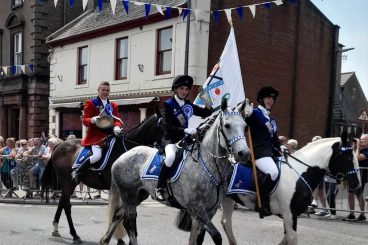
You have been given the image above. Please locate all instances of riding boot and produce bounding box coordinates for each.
[71,158,91,185]
[256,174,273,219]
[155,163,170,201]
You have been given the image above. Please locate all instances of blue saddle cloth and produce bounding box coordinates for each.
[227,157,283,195]
[72,137,116,171]
[142,150,189,183]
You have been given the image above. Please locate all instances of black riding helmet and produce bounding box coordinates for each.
[257,86,279,106]
[171,75,194,91]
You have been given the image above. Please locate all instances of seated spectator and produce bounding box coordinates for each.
[0,138,17,193]
[27,138,47,191]
[287,139,298,153]
[66,134,77,140]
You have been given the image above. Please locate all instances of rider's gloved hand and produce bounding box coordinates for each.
[184,128,197,135]
[91,116,99,124]
[280,145,289,154]
[243,98,254,117]
[114,126,122,135]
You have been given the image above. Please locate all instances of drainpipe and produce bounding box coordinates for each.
[326,25,340,137]
[184,0,191,75]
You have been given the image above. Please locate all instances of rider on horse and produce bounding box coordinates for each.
[155,75,213,201]
[245,86,285,218]
[71,81,123,185]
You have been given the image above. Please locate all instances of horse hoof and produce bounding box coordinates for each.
[52,231,61,237]
[117,239,126,245]
[73,236,83,244]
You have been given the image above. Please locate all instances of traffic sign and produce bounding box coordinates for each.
[358,109,368,121]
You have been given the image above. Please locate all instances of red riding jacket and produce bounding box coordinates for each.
[81,97,123,147]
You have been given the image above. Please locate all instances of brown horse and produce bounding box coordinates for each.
[41,113,163,244]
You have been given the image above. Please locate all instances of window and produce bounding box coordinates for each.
[78,46,88,84]
[352,87,357,99]
[156,27,172,75]
[12,0,23,8]
[13,32,22,66]
[116,38,128,79]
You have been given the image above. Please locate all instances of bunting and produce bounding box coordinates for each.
[0,64,34,77]
[34,0,291,26]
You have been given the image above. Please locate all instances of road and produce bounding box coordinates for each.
[0,200,367,245]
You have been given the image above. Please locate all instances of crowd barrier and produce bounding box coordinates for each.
[0,159,106,202]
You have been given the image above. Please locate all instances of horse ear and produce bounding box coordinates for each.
[341,130,348,145]
[221,97,228,111]
[236,100,246,113]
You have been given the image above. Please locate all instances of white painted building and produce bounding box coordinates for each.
[46,0,210,139]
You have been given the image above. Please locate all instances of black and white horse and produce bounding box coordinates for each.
[205,133,360,245]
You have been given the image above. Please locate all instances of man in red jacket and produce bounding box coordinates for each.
[71,81,123,185]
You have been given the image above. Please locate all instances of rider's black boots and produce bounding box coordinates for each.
[71,158,91,185]
[256,174,273,219]
[155,163,170,201]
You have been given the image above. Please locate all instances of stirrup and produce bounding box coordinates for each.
[71,170,81,185]
[155,188,165,201]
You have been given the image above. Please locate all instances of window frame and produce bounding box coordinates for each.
[12,0,23,9]
[13,31,22,66]
[156,26,173,75]
[115,37,129,80]
[77,46,88,85]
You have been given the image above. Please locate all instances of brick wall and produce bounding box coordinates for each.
[208,0,337,146]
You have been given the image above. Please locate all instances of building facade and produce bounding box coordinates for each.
[0,0,85,139]
[46,0,210,139]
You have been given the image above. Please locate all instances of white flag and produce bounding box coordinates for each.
[155,5,164,15]
[189,28,245,127]
[110,0,117,15]
[82,0,89,11]
[248,5,256,18]
[2,67,8,76]
[20,65,26,73]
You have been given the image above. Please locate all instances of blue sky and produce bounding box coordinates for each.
[310,0,368,98]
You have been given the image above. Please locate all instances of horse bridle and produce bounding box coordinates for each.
[218,111,246,154]
[284,145,359,182]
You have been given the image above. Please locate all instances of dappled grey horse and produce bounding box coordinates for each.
[100,99,250,245]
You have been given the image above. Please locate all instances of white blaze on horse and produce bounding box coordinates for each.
[99,99,251,245]
[215,133,360,245]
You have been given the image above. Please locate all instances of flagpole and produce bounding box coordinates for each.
[247,129,262,209]
[184,0,191,75]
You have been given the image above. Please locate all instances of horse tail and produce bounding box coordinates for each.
[108,179,127,240]
[175,209,192,231]
[41,158,54,203]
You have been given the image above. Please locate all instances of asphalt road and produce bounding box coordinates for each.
[0,201,367,245]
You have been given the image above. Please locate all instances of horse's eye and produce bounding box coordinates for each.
[225,124,230,129]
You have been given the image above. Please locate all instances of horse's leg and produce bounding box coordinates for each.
[100,206,126,245]
[196,227,206,245]
[221,197,237,245]
[52,196,64,237]
[192,209,222,245]
[122,202,138,245]
[188,218,199,245]
[62,194,82,244]
[278,222,287,245]
[280,214,298,245]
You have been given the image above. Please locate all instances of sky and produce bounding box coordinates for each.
[310,0,368,98]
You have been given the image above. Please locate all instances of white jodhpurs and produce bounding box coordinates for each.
[255,157,279,181]
[90,145,102,164]
[164,144,177,167]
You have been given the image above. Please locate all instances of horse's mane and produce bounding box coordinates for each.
[301,137,341,151]
[198,112,220,141]
[125,114,157,136]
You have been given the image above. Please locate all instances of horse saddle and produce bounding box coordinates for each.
[72,136,117,171]
[227,157,283,195]
[142,147,189,182]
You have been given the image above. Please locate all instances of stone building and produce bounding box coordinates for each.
[0,0,85,139]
